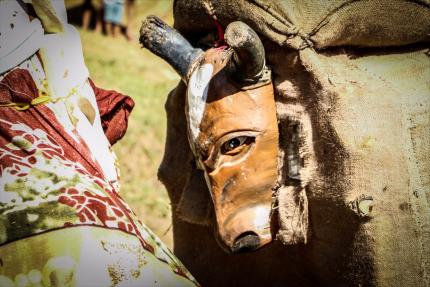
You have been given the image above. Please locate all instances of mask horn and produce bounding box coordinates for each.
[139,15,203,80]
[225,21,266,83]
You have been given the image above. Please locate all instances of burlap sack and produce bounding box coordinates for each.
[174,0,430,49]
[293,47,430,286]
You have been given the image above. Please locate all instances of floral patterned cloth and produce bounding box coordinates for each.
[0,35,198,287]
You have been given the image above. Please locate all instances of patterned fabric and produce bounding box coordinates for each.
[0,49,198,287]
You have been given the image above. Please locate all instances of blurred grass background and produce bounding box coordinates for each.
[72,1,178,247]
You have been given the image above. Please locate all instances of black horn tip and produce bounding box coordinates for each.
[225,21,256,49]
[138,15,202,80]
[139,15,169,49]
[225,21,266,83]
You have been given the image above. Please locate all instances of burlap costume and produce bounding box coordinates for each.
[157,1,430,286]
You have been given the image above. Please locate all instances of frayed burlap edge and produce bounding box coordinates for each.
[274,103,315,244]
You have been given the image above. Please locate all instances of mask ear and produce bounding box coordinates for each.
[177,169,212,226]
[159,82,212,226]
[276,107,314,244]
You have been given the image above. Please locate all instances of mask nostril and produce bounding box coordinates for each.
[231,232,261,253]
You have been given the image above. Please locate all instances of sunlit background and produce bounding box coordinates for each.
[66,0,178,247]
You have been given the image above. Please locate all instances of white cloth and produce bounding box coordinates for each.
[38,24,120,185]
[0,1,44,74]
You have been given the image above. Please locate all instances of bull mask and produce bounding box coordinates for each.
[140,16,279,253]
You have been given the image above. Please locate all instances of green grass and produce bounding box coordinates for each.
[78,1,178,247]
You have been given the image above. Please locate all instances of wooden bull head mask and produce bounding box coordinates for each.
[140,16,278,253]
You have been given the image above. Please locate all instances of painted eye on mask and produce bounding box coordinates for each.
[221,136,254,155]
[202,132,259,171]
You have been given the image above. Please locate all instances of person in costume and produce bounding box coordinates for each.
[0,1,199,286]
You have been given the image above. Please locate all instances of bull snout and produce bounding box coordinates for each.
[215,204,273,253]
[232,232,260,253]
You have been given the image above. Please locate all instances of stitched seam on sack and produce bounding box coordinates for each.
[309,0,363,37]
[250,0,295,32]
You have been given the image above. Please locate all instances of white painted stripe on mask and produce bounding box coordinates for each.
[187,63,213,141]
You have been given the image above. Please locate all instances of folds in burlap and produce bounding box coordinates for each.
[174,0,430,49]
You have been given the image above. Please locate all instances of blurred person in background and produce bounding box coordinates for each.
[81,0,103,32]
[104,0,124,37]
[121,0,135,41]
